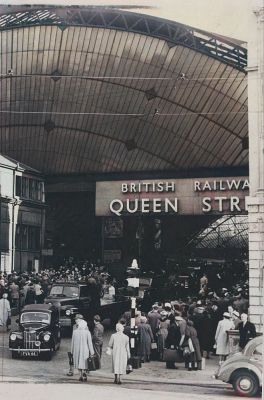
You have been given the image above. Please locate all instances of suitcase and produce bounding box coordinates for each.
[163,348,183,363]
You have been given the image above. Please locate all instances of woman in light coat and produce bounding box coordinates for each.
[215,312,235,364]
[71,319,94,381]
[0,293,11,331]
[137,316,154,362]
[108,323,131,384]
[185,320,202,370]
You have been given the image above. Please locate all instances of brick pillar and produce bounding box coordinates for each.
[247,199,264,331]
[247,5,264,333]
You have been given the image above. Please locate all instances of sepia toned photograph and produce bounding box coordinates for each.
[0,1,263,399]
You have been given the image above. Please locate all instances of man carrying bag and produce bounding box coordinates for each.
[164,316,181,369]
[92,315,104,368]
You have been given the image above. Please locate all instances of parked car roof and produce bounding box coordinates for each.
[51,282,87,286]
[22,304,56,313]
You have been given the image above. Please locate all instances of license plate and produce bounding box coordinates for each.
[21,351,39,357]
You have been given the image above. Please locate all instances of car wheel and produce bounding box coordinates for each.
[232,371,259,397]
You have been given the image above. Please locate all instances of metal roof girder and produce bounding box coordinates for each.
[129,16,150,35]
[107,13,128,31]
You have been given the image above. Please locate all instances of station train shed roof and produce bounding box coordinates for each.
[0,5,248,178]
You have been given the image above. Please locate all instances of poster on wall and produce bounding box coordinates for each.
[103,217,123,238]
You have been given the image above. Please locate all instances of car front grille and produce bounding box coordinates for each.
[24,331,37,349]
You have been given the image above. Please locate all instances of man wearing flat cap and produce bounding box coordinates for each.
[147,304,161,336]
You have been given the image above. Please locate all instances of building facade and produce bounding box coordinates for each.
[0,154,45,273]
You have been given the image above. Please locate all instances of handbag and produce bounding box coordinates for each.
[183,347,191,358]
[126,364,133,374]
[106,347,112,356]
[87,354,98,371]
[151,342,157,350]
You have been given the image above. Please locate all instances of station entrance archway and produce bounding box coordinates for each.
[0,5,251,316]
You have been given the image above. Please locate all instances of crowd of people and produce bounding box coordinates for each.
[0,262,110,311]
[118,283,254,371]
[65,281,255,384]
[0,259,256,383]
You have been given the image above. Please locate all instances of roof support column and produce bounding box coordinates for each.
[246,3,264,333]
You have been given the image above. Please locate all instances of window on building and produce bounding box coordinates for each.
[37,182,42,201]
[16,176,22,197]
[0,222,10,250]
[20,177,44,202]
[15,225,40,251]
[28,226,40,250]
[21,226,28,249]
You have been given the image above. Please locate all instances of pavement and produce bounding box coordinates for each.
[0,382,241,400]
[96,348,222,387]
[0,319,254,399]
[0,322,223,387]
[0,317,260,399]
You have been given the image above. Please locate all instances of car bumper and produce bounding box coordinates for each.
[10,348,51,352]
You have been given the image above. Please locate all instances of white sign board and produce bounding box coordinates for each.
[96,177,249,216]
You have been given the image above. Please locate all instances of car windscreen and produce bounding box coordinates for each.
[21,312,50,324]
[50,285,79,297]
[252,343,262,359]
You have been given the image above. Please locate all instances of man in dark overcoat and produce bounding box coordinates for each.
[238,313,256,349]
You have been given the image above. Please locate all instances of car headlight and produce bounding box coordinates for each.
[43,333,51,342]
[10,333,17,341]
[35,341,41,347]
[65,309,71,316]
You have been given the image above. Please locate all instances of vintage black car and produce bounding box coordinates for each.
[9,304,61,360]
[45,282,130,329]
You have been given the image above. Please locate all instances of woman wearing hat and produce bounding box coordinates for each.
[137,316,154,363]
[108,323,130,384]
[232,311,241,329]
[184,320,202,371]
[71,318,94,381]
[215,312,235,365]
[0,293,11,331]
